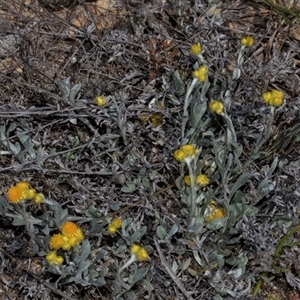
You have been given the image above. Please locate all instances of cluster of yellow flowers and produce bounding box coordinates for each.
[204,200,225,222]
[209,100,224,115]
[7,181,44,204]
[240,36,255,47]
[173,144,198,162]
[190,42,207,81]
[46,221,84,265]
[262,89,284,107]
[184,174,210,187]
[107,218,123,234]
[174,145,224,221]
[193,65,208,82]
[130,244,149,261]
[45,251,64,266]
[190,43,225,114]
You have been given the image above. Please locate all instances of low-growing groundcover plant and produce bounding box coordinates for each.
[2,181,151,299]
[1,1,300,299]
[1,34,299,300]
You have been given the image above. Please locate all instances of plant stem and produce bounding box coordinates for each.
[254,106,275,155]
[181,78,198,143]
[186,160,196,236]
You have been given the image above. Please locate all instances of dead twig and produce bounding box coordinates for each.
[154,237,195,300]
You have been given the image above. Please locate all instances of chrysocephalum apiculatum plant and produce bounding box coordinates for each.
[163,37,288,297]
[0,33,291,299]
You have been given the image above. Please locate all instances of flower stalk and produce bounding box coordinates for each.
[119,244,149,274]
[181,78,198,143]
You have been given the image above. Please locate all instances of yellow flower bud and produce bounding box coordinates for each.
[33,193,44,204]
[193,66,208,82]
[46,251,64,265]
[107,218,122,234]
[241,36,254,47]
[190,43,201,55]
[95,95,107,107]
[131,244,149,261]
[209,100,224,115]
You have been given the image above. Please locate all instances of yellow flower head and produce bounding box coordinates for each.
[241,36,254,47]
[7,181,31,203]
[49,234,64,250]
[61,221,78,236]
[7,186,25,203]
[61,221,84,242]
[196,174,210,186]
[46,251,64,266]
[174,144,197,162]
[204,201,225,222]
[209,100,224,115]
[190,43,202,55]
[262,89,284,107]
[131,244,149,261]
[193,66,208,82]
[95,95,107,107]
[108,218,123,234]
